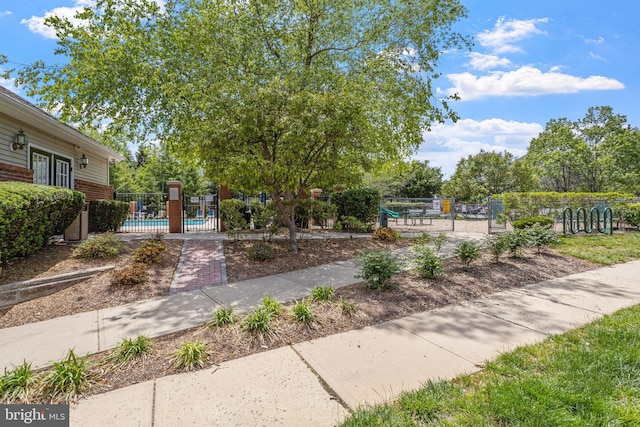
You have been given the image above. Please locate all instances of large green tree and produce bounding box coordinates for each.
[17,0,470,251]
[365,160,443,198]
[526,106,637,193]
[441,150,537,202]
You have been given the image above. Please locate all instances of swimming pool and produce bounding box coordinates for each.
[122,219,208,227]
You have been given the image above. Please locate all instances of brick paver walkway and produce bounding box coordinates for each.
[170,240,227,294]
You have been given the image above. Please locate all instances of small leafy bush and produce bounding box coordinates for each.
[355,250,401,291]
[433,233,448,253]
[512,216,555,229]
[172,340,207,371]
[310,285,335,303]
[242,308,274,334]
[133,239,167,264]
[73,233,124,259]
[40,350,92,402]
[292,299,315,324]
[373,227,398,241]
[503,229,530,258]
[108,334,153,365]
[413,244,443,279]
[220,199,248,230]
[248,241,276,262]
[1,361,33,402]
[110,264,148,287]
[621,203,640,227]
[208,306,237,328]
[487,234,509,263]
[414,232,432,245]
[339,216,370,237]
[454,241,481,269]
[527,223,560,252]
[340,298,357,317]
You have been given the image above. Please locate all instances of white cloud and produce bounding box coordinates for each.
[416,118,542,178]
[443,66,624,101]
[0,77,20,94]
[21,0,165,39]
[589,51,606,61]
[0,10,12,18]
[466,52,512,71]
[477,17,549,54]
[586,36,605,44]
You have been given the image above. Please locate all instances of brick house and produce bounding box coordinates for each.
[0,86,124,201]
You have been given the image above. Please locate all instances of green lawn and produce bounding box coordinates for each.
[556,232,640,265]
[340,305,640,426]
[340,232,640,426]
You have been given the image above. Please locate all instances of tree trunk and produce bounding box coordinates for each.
[271,190,299,253]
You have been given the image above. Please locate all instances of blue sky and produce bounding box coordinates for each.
[1,0,638,177]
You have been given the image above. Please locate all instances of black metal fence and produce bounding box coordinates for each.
[114,192,170,233]
[182,193,218,232]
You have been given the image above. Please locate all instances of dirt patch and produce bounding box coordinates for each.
[0,240,183,328]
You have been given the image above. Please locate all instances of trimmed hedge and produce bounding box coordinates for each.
[512,216,554,229]
[331,188,380,225]
[495,192,635,223]
[88,200,129,232]
[0,182,85,263]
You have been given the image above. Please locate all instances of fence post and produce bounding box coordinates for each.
[167,181,183,233]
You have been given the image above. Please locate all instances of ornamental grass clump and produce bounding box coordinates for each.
[0,361,34,402]
[292,299,315,324]
[310,285,335,303]
[172,340,207,371]
[242,308,274,335]
[40,350,93,402]
[107,334,153,366]
[207,306,237,328]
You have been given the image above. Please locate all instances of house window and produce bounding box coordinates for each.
[30,148,72,189]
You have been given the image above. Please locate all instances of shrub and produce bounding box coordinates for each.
[373,227,397,242]
[621,203,640,228]
[1,361,33,402]
[412,244,443,279]
[242,308,274,334]
[454,241,481,269]
[487,234,509,263]
[310,200,336,229]
[292,299,315,324]
[355,250,401,291]
[310,285,335,303]
[40,350,92,402]
[340,298,357,317]
[0,182,84,263]
[339,216,370,237]
[502,229,530,258]
[248,241,276,261]
[73,233,124,259]
[108,334,153,365]
[331,188,381,225]
[220,199,248,230]
[414,232,432,245]
[133,239,167,264]
[433,233,448,253]
[172,340,207,371]
[207,306,237,328]
[527,223,560,252]
[88,200,129,232]
[110,264,148,287]
[512,216,554,229]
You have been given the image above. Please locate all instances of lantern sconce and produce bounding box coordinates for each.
[12,129,27,151]
[79,153,89,169]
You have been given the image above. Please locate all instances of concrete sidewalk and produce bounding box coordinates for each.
[67,260,640,426]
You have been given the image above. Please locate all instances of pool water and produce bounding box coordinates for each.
[122,219,208,227]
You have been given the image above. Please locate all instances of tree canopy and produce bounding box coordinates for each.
[365,160,443,198]
[16,0,470,251]
[526,106,639,194]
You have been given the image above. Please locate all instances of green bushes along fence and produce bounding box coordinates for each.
[88,200,129,232]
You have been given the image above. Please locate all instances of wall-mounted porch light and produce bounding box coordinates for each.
[12,129,27,151]
[79,153,89,169]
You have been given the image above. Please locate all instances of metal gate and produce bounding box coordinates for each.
[115,192,169,233]
[488,196,507,234]
[182,193,218,232]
